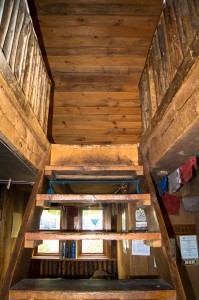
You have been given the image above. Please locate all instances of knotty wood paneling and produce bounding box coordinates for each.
[28,0,162,144]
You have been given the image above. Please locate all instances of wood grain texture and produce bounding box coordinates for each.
[9,278,176,300]
[141,45,199,182]
[140,0,199,135]
[0,0,51,136]
[0,147,51,300]
[25,231,161,242]
[36,193,151,206]
[30,0,162,144]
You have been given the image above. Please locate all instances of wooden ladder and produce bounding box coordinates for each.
[4,145,185,300]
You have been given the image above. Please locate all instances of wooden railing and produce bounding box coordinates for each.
[140,0,199,134]
[0,0,51,133]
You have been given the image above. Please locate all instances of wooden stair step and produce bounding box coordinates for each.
[36,193,151,207]
[45,165,143,179]
[24,231,161,248]
[9,278,176,300]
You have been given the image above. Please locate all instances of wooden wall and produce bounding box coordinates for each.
[0,0,51,133]
[28,0,162,145]
[140,0,199,134]
[0,185,31,291]
[0,0,50,170]
[117,203,158,279]
[28,258,117,279]
[140,0,199,181]
[163,204,199,300]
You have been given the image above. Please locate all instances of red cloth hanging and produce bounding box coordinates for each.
[162,193,181,215]
[179,157,197,183]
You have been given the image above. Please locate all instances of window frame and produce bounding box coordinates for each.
[35,208,61,256]
[77,207,111,258]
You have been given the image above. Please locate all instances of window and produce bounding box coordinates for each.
[82,240,103,254]
[78,208,109,257]
[37,209,61,254]
[82,209,103,230]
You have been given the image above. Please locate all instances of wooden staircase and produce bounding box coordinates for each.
[5,145,185,300]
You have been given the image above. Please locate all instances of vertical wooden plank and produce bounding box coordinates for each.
[142,67,151,128]
[149,42,160,108]
[154,31,166,103]
[34,58,44,121]
[157,19,169,92]
[0,0,6,26]
[66,261,70,278]
[38,71,47,129]
[75,260,79,278]
[14,12,31,86]
[177,0,196,53]
[22,30,35,98]
[80,261,83,279]
[30,46,41,114]
[147,54,157,118]
[0,0,15,48]
[27,38,37,105]
[19,22,31,88]
[187,0,199,33]
[62,260,66,277]
[28,44,39,112]
[2,0,20,62]
[9,0,25,72]
[39,259,43,278]
[42,80,51,134]
[52,260,56,277]
[150,39,162,106]
[140,73,147,134]
[172,0,187,56]
[162,5,175,80]
[113,260,117,274]
[193,0,199,16]
[58,260,62,277]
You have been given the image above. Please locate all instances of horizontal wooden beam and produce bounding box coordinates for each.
[25,231,161,243]
[36,193,151,207]
[50,144,139,165]
[45,166,143,180]
[45,165,143,172]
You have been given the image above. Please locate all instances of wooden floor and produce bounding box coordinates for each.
[9,278,176,299]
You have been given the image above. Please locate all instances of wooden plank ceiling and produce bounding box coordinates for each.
[30,0,162,145]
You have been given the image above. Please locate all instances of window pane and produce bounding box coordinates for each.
[39,210,60,230]
[38,240,59,253]
[82,209,103,230]
[82,240,103,254]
